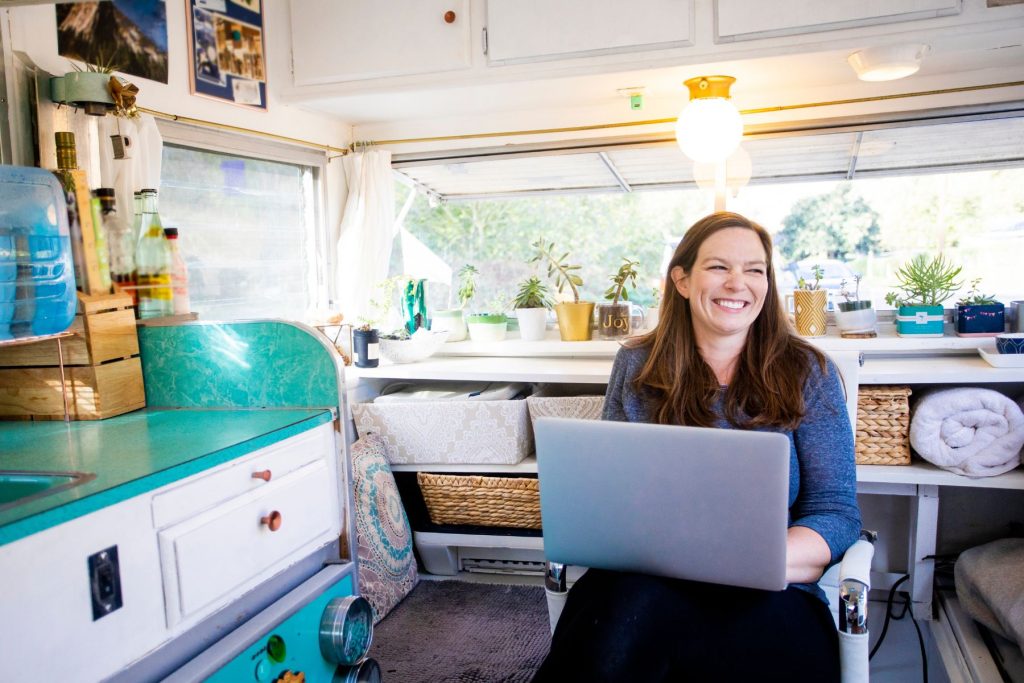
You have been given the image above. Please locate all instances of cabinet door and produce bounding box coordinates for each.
[485,0,693,65]
[290,0,473,85]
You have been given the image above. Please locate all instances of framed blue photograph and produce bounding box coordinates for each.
[186,0,266,110]
[57,1,169,84]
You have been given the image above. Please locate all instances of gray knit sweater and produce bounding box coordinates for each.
[603,343,862,599]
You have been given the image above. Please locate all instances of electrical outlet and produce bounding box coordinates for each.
[88,545,123,620]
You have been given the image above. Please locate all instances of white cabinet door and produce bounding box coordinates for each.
[290,0,473,85]
[715,0,961,42]
[485,0,693,65]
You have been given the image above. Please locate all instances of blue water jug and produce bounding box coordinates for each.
[0,166,76,340]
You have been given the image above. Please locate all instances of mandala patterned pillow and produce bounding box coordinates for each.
[350,432,418,623]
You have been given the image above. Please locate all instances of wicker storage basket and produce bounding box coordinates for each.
[855,385,912,465]
[416,472,541,529]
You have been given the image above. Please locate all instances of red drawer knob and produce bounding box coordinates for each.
[261,511,282,532]
[252,469,272,482]
[444,10,456,23]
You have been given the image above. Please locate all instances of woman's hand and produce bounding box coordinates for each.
[785,526,832,584]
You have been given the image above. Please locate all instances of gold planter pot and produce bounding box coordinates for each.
[554,302,595,341]
[790,290,828,337]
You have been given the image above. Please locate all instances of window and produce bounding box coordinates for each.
[157,122,326,320]
[393,107,1024,311]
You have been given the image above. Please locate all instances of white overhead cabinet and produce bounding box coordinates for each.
[714,0,962,42]
[289,0,473,85]
[484,0,694,64]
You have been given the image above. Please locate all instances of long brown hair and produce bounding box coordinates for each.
[630,211,825,429]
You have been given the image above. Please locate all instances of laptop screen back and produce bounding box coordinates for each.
[535,417,790,591]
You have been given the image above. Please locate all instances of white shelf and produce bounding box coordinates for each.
[392,456,1024,490]
[391,457,538,474]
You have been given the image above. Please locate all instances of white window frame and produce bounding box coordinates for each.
[155,119,331,316]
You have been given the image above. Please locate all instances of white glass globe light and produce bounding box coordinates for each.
[675,99,743,163]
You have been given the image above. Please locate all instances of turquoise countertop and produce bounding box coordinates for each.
[0,408,333,546]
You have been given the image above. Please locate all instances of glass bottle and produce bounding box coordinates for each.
[52,132,87,291]
[88,191,112,292]
[131,191,143,246]
[135,189,173,318]
[163,227,190,316]
[95,188,137,305]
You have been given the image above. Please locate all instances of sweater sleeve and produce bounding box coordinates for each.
[790,357,862,562]
[601,347,631,422]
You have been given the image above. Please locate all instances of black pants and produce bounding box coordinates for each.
[532,569,840,682]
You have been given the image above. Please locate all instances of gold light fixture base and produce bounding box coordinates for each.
[684,76,736,100]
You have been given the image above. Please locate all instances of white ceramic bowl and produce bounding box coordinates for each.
[378,331,449,364]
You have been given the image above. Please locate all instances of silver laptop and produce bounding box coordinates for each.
[535,417,791,591]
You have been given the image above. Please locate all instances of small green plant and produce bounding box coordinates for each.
[604,258,640,304]
[457,264,478,310]
[651,286,662,309]
[513,276,554,309]
[69,49,121,74]
[839,274,864,303]
[532,240,583,303]
[956,278,998,306]
[797,264,824,291]
[884,254,963,307]
[358,276,404,331]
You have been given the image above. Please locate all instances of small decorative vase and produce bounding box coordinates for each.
[516,308,548,341]
[955,303,1005,336]
[430,309,467,342]
[895,305,945,337]
[791,290,828,337]
[595,302,631,339]
[554,302,595,341]
[836,300,877,338]
[467,314,508,342]
[352,328,379,368]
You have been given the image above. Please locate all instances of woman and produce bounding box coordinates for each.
[533,212,861,682]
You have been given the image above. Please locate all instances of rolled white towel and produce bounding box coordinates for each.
[909,388,1024,477]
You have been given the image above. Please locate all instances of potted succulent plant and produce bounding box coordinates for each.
[432,264,477,342]
[885,254,962,337]
[354,276,402,368]
[835,274,877,338]
[513,276,553,342]
[954,278,1004,336]
[789,264,828,337]
[532,239,593,341]
[467,294,510,342]
[597,258,640,339]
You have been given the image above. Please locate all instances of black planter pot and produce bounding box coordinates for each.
[955,303,1005,335]
[353,328,380,368]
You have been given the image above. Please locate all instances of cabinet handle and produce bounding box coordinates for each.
[252,469,272,482]
[444,10,456,23]
[260,511,283,532]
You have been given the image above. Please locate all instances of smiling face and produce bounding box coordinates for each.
[671,227,769,345]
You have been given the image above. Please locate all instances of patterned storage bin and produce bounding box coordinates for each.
[526,395,605,427]
[855,386,912,465]
[416,472,541,529]
[352,399,533,465]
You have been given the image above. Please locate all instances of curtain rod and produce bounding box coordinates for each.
[368,80,1024,146]
[137,106,350,157]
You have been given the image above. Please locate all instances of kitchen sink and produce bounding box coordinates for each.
[0,470,96,511]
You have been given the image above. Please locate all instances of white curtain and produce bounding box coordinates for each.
[97,112,163,214]
[334,149,396,323]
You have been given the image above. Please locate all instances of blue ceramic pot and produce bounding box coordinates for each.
[955,303,1004,335]
[895,305,945,337]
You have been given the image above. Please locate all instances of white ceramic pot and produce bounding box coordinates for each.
[467,315,508,342]
[836,305,877,335]
[516,307,548,341]
[430,309,467,342]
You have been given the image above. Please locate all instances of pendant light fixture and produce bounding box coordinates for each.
[847,44,930,82]
[675,76,743,163]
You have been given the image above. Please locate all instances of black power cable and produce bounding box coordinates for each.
[867,574,928,683]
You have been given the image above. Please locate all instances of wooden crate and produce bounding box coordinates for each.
[0,292,145,420]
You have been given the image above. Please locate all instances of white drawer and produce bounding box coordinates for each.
[152,423,333,529]
[158,459,336,625]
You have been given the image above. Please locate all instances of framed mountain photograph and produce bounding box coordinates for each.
[56,0,169,84]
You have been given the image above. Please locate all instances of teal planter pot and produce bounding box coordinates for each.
[895,305,945,337]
